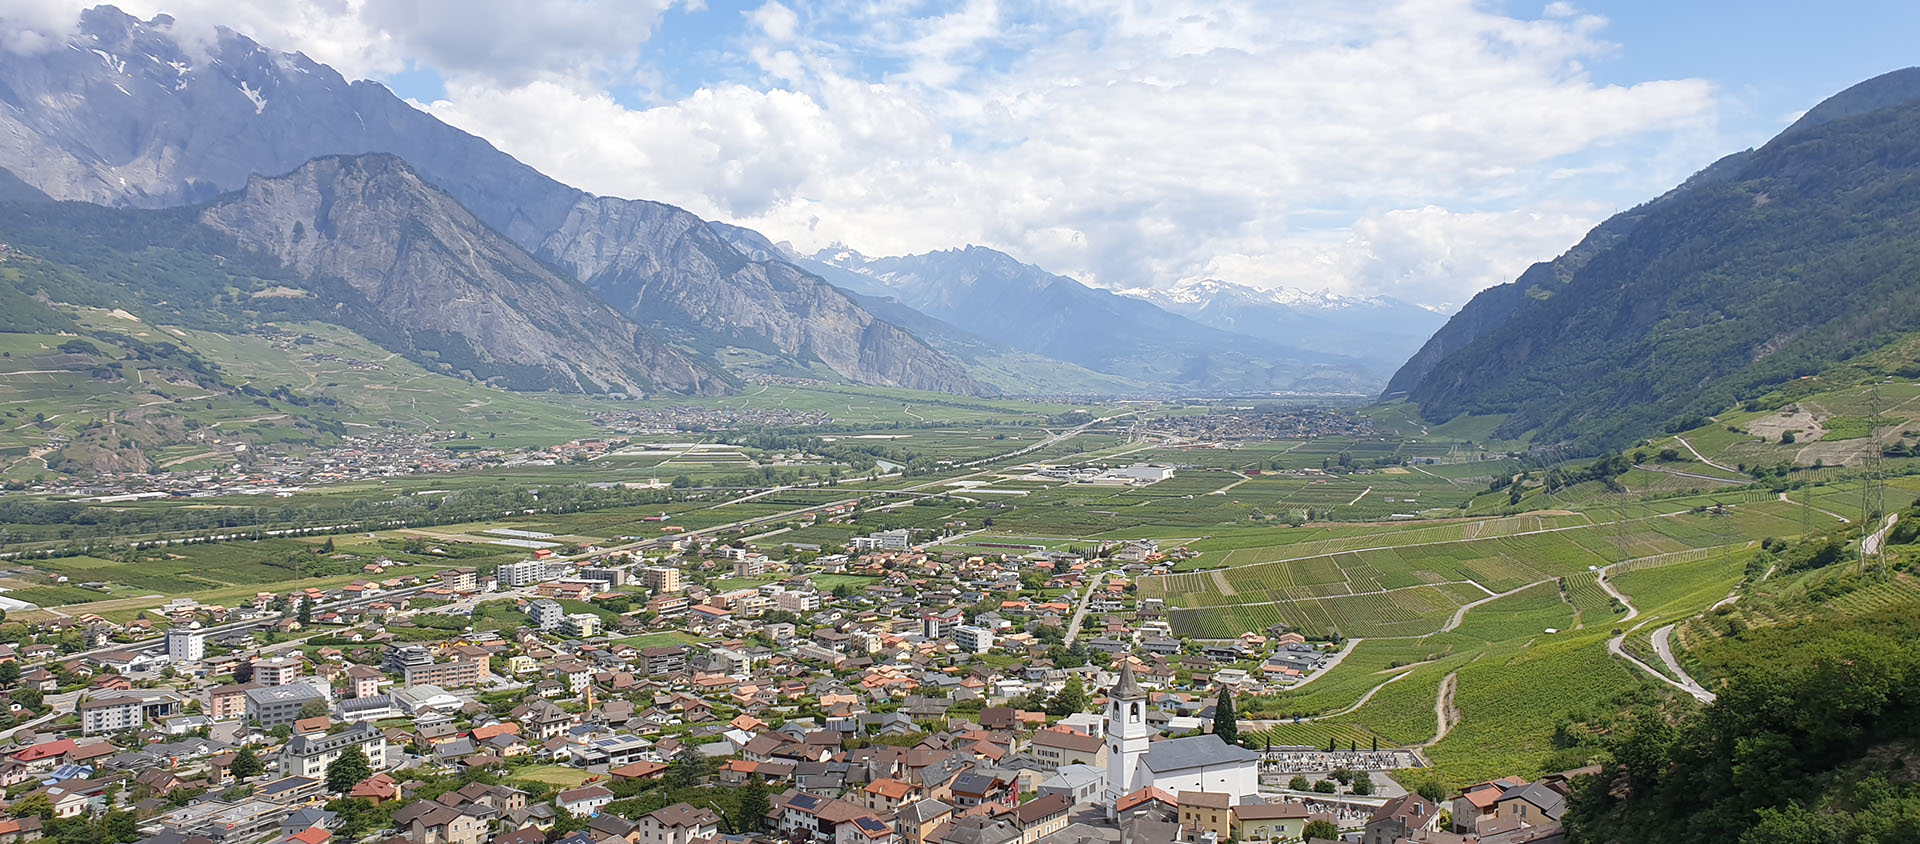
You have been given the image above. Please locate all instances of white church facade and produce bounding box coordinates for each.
[1105,665,1260,817]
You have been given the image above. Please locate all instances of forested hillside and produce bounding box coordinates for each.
[1392,69,1920,451]
[1564,576,1920,844]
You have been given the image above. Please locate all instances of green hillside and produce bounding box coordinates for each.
[1393,69,1920,452]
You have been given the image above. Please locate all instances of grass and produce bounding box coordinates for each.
[511,765,595,787]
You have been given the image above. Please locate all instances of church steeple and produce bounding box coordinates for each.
[1112,662,1145,700]
[1105,660,1153,819]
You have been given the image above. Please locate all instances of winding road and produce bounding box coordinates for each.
[1652,624,1715,702]
[1599,563,1716,703]
[1673,434,1741,475]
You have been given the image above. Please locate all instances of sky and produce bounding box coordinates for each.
[8,1,1919,311]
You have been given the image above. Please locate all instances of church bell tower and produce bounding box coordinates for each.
[1105,662,1152,819]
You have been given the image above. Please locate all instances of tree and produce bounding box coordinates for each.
[1048,675,1087,716]
[299,699,330,719]
[232,661,254,684]
[666,745,713,789]
[297,598,313,626]
[1212,686,1238,747]
[1352,771,1374,796]
[10,793,52,819]
[1020,686,1050,712]
[1313,780,1337,794]
[1303,820,1339,841]
[1415,779,1448,803]
[326,746,371,793]
[230,745,264,780]
[1289,775,1311,791]
[738,775,769,831]
[0,660,19,688]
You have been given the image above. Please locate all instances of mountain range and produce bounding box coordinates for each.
[1116,280,1446,373]
[0,7,975,395]
[1387,66,1920,450]
[795,246,1381,394]
[0,5,1409,399]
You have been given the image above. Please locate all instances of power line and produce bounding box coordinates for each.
[1860,383,1887,573]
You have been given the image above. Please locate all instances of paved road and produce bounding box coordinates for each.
[0,692,77,741]
[1673,434,1741,475]
[1599,563,1716,703]
[1061,571,1108,647]
[1778,491,1851,524]
[1863,513,1899,557]
[35,408,1143,666]
[1652,624,1715,703]
[52,584,436,664]
[1437,579,1550,634]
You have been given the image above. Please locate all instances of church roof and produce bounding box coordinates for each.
[1112,664,1145,700]
[1138,735,1258,773]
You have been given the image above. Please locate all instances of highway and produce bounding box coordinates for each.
[53,584,436,663]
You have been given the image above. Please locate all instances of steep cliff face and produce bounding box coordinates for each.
[202,155,725,395]
[0,7,982,394]
[543,198,985,394]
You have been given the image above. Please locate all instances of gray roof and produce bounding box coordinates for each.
[1138,735,1258,773]
[897,800,951,825]
[1040,764,1104,789]
[245,684,325,704]
[1496,782,1566,820]
[942,816,1021,844]
[1112,663,1145,699]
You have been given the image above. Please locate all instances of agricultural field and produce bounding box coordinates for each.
[7,373,1916,793]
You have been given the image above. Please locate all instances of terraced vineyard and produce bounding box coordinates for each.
[1145,499,1812,639]
[1240,720,1383,750]
[1561,572,1623,627]
[1170,581,1487,639]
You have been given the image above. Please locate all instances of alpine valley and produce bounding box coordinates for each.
[0,6,1411,409]
[3,9,1920,844]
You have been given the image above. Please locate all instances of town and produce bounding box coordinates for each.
[0,516,1571,844]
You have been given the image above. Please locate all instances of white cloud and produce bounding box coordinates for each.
[750,2,800,42]
[426,0,1719,307]
[4,0,684,87]
[7,0,1726,308]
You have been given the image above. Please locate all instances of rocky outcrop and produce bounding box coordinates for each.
[544,198,983,394]
[0,7,984,394]
[202,154,724,395]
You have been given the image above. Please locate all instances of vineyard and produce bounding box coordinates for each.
[1169,581,1487,639]
[1146,499,1814,640]
[1240,720,1383,751]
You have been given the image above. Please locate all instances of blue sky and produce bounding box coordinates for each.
[20,0,1919,308]
[1570,0,1920,146]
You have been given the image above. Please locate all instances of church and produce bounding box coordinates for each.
[1104,664,1261,817]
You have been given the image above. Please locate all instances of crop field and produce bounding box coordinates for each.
[1240,720,1383,750]
[1169,581,1487,639]
[12,368,1919,792]
[1145,499,1805,639]
[1204,513,1594,568]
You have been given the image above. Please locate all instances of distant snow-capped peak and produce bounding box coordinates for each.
[1117,279,1389,311]
[813,244,871,268]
